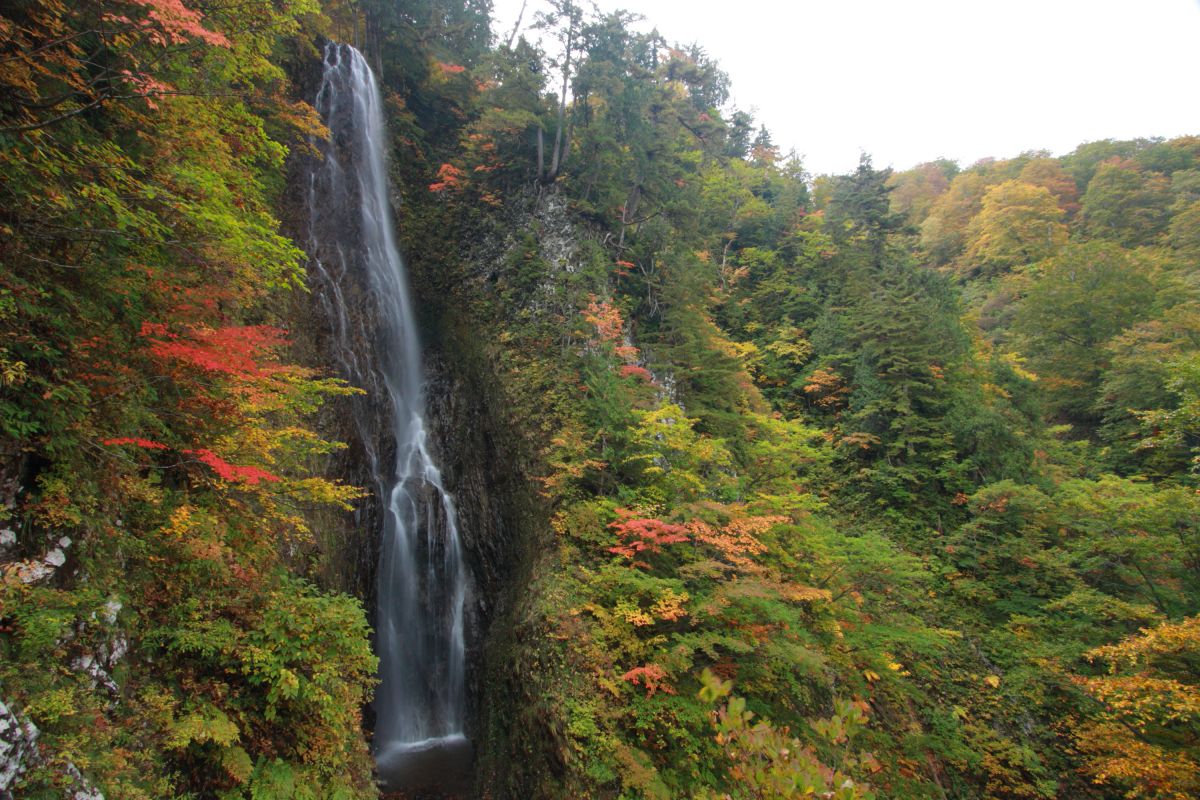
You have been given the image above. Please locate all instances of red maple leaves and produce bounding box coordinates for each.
[140,322,287,378]
[187,448,279,485]
[619,364,653,383]
[622,663,675,696]
[102,437,169,450]
[102,438,280,485]
[608,510,689,560]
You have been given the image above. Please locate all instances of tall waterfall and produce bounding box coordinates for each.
[306,42,470,787]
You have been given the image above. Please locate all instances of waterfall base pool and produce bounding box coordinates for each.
[376,734,474,794]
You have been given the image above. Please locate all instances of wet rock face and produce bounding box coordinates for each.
[280,53,390,607]
[423,353,513,611]
[421,347,527,741]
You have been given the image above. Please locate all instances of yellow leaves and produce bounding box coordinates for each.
[162,504,197,537]
[780,584,832,604]
[1087,615,1200,670]
[166,705,240,750]
[220,746,254,784]
[863,669,880,683]
[277,667,301,699]
[999,350,1038,383]
[983,675,1001,689]
[1071,615,1200,797]
[763,326,813,367]
[616,601,655,627]
[962,179,1068,273]
[1075,720,1200,800]
[28,475,84,529]
[613,590,691,628]
[650,589,690,622]
[283,477,364,511]
[540,423,609,500]
[713,337,758,365]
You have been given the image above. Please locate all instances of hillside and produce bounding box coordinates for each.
[1,2,1197,799]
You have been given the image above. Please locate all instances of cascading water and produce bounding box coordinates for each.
[306,42,471,789]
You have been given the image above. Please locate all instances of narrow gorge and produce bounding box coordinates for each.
[304,42,474,792]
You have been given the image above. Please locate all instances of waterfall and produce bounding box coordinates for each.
[306,42,470,788]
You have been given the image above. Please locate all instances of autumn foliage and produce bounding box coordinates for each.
[607,511,689,560]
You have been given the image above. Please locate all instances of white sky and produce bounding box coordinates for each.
[489,0,1200,176]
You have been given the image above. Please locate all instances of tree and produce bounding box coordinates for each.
[1080,158,1172,246]
[532,0,586,183]
[920,169,995,265]
[961,180,1068,277]
[1073,616,1200,800]
[1017,158,1080,217]
[1013,242,1162,423]
[1096,305,1200,476]
[826,154,902,260]
[1168,199,1200,258]
[886,160,954,226]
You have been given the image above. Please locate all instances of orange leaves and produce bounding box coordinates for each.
[435,61,466,75]
[687,515,784,569]
[606,507,788,571]
[803,368,850,410]
[101,439,280,485]
[583,296,625,345]
[106,322,296,488]
[621,664,675,697]
[126,0,230,48]
[582,297,655,385]
[613,345,639,361]
[429,162,464,192]
[117,69,174,109]
[608,510,689,561]
[619,364,653,383]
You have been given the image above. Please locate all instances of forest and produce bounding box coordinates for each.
[0,0,1197,798]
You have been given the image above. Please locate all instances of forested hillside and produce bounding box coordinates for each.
[1,1,1196,799]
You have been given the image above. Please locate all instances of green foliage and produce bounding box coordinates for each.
[3,0,1199,798]
[1080,158,1172,246]
[0,1,376,796]
[1013,241,1165,422]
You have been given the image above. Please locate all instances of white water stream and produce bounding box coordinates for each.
[308,42,469,789]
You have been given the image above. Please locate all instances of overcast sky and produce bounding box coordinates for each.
[489,0,1200,176]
